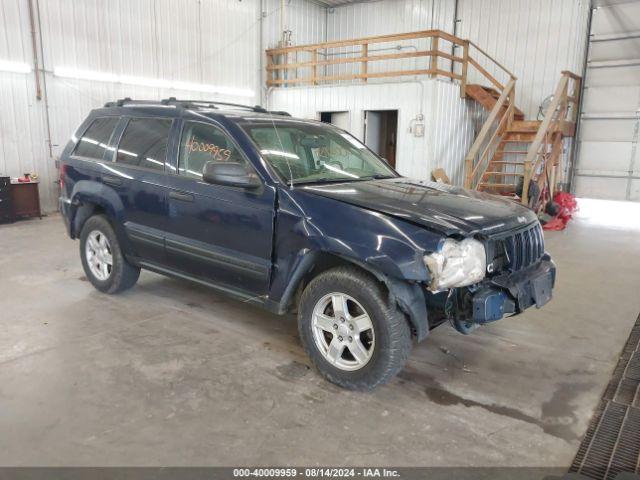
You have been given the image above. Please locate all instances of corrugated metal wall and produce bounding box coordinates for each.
[317,0,591,117]
[0,0,52,211]
[1,0,591,210]
[456,0,591,119]
[326,0,454,37]
[262,0,326,50]
[323,0,455,79]
[1,0,263,212]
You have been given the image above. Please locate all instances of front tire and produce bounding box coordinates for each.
[79,215,140,294]
[298,266,412,390]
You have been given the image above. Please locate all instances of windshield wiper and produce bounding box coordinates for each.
[294,177,357,185]
[356,174,396,181]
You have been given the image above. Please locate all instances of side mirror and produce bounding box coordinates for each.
[202,162,261,189]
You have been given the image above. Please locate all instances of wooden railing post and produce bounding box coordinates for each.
[521,75,569,205]
[464,157,473,188]
[266,53,274,87]
[460,40,469,98]
[361,43,368,83]
[430,36,439,78]
[508,82,515,125]
[311,49,318,85]
[522,160,532,205]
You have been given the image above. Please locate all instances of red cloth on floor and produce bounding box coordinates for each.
[542,192,578,231]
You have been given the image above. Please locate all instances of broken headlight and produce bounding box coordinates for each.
[424,238,486,292]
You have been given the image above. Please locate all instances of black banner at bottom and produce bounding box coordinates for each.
[0,467,630,480]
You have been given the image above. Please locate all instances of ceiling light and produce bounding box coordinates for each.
[53,67,254,98]
[0,60,31,74]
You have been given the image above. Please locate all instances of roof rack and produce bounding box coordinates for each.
[103,97,290,116]
[104,98,170,107]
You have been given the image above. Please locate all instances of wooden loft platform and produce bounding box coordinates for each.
[265,29,515,92]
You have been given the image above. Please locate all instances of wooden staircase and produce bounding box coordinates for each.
[464,71,582,209]
[466,84,525,121]
[476,120,538,191]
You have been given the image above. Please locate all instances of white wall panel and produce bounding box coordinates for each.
[323,0,454,80]
[262,0,327,49]
[309,0,590,119]
[0,0,53,211]
[456,0,591,119]
[1,0,263,212]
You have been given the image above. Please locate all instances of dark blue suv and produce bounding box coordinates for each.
[59,98,555,390]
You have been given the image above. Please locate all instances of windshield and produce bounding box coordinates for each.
[241,122,397,185]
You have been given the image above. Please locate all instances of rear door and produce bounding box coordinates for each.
[109,116,175,264]
[164,120,275,296]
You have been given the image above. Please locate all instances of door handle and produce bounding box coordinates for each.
[169,191,194,202]
[102,176,123,187]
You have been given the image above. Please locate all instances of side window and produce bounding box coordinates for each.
[73,117,119,161]
[116,118,172,171]
[178,122,248,180]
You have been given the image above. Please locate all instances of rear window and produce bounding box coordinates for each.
[73,117,119,161]
[116,118,173,171]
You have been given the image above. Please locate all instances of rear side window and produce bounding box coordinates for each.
[73,117,119,161]
[178,121,248,179]
[116,118,173,171]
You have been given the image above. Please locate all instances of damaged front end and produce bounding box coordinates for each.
[424,221,556,335]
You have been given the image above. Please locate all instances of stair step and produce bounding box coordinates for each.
[503,137,535,143]
[500,150,528,154]
[489,161,524,165]
[507,120,542,133]
[483,172,524,177]
[465,84,525,120]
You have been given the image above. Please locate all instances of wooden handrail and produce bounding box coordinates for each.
[266,29,445,55]
[266,50,465,71]
[467,57,504,90]
[521,71,581,205]
[266,29,515,92]
[468,40,517,80]
[464,79,516,188]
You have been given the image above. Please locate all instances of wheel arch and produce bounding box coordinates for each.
[280,250,429,341]
[68,181,126,240]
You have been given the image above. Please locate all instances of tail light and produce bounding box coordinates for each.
[59,163,67,191]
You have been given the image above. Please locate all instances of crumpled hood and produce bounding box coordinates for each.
[301,178,537,236]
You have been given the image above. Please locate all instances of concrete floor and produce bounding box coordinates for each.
[0,200,639,467]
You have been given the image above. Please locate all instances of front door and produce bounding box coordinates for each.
[164,120,275,296]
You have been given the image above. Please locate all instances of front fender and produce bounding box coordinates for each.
[270,187,439,341]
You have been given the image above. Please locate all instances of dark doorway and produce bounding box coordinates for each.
[319,111,350,131]
[364,110,398,168]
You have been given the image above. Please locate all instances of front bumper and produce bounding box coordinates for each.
[469,254,556,324]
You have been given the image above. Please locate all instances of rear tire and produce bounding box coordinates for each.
[79,215,140,294]
[298,266,412,390]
